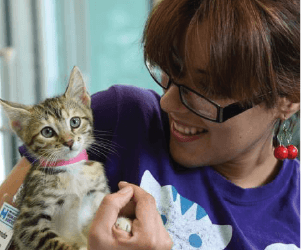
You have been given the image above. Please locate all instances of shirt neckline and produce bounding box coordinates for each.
[206,159,298,204]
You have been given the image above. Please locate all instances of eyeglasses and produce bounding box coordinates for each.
[146,61,258,123]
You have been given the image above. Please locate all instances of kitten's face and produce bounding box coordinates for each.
[24,96,93,160]
[0,66,93,161]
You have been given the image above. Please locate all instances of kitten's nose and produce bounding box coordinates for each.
[63,139,74,150]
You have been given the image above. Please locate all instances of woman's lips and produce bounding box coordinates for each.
[171,120,208,143]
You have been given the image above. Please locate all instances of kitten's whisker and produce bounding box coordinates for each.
[51,154,61,175]
[92,129,116,135]
[86,147,110,159]
[92,146,119,157]
[90,137,120,149]
[91,141,120,154]
[92,136,123,149]
[88,144,120,158]
[91,140,118,151]
[88,141,117,154]
[2,67,130,249]
[45,152,58,179]
[87,147,116,164]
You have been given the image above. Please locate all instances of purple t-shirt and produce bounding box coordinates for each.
[19,85,300,249]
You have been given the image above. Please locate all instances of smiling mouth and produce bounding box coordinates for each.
[171,121,208,143]
[172,120,208,136]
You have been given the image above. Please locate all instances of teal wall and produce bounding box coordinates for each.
[89,0,162,95]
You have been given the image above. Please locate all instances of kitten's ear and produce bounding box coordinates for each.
[0,99,31,133]
[64,66,91,107]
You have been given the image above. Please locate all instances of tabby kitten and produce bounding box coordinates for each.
[0,66,131,250]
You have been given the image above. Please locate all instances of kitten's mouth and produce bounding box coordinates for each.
[61,147,82,160]
[60,142,82,159]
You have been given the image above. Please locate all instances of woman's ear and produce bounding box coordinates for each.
[277,97,300,120]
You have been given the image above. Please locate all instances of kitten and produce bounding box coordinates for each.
[0,66,132,250]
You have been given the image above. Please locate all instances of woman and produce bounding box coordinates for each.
[1,0,300,249]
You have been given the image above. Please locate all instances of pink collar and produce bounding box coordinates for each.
[40,150,89,167]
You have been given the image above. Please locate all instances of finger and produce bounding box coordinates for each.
[118,182,159,223]
[90,186,133,234]
[118,182,149,203]
[112,224,132,240]
[118,200,136,219]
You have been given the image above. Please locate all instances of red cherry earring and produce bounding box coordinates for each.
[274,120,298,160]
[287,145,298,159]
[274,145,288,160]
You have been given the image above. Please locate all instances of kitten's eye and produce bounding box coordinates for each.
[41,127,55,138]
[70,117,81,128]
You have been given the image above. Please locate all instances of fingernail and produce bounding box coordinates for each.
[118,186,132,194]
[119,181,128,185]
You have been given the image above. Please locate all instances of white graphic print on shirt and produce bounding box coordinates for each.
[140,170,232,249]
[265,243,300,250]
[140,170,300,250]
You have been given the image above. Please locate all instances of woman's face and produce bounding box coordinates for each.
[160,23,279,168]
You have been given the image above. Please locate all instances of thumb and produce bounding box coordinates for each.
[90,186,133,233]
[117,186,133,195]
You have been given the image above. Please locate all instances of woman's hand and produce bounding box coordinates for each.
[88,182,173,250]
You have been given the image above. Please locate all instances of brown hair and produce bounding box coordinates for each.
[143,0,300,108]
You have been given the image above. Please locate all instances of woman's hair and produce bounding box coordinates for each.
[143,0,300,108]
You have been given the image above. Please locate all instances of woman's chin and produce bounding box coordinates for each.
[169,145,209,168]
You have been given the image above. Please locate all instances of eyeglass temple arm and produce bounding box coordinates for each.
[219,103,254,122]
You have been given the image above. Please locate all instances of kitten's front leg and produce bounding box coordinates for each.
[13,206,82,250]
[13,173,85,250]
[53,194,88,248]
[82,161,133,234]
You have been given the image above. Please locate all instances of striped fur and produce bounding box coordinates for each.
[13,160,110,250]
[0,67,131,250]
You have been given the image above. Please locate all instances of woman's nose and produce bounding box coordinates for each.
[160,84,188,114]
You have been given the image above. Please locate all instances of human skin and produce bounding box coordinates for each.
[160,21,299,188]
[88,182,173,250]
[2,162,173,250]
[0,158,31,250]
[1,18,299,250]
[87,22,299,248]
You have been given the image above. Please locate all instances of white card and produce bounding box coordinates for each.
[0,202,19,250]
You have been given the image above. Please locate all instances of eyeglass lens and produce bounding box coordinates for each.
[180,87,218,120]
[147,62,218,120]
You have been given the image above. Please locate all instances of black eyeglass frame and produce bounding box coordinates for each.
[147,67,257,123]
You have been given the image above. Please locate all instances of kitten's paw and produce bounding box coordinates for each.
[115,217,132,233]
[79,247,87,250]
